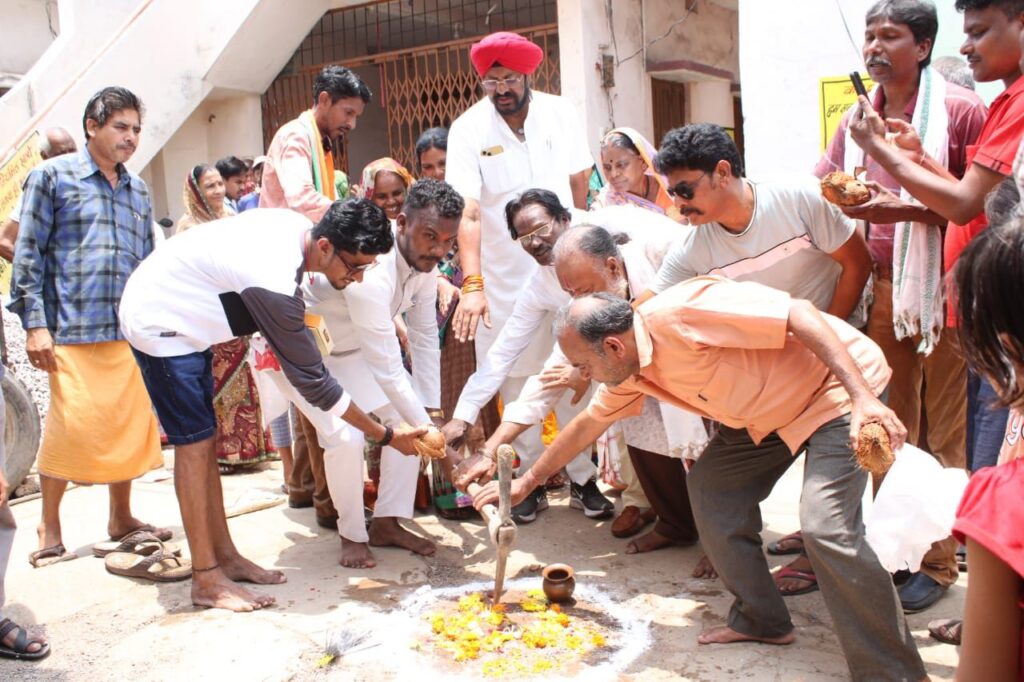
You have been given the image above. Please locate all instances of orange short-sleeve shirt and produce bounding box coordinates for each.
[587,276,892,453]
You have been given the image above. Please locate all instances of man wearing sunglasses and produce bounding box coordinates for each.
[642,124,871,324]
[119,199,427,611]
[269,180,462,570]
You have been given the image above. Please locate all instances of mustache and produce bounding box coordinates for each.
[866,57,891,68]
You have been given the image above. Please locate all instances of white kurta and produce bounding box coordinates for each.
[445,90,593,375]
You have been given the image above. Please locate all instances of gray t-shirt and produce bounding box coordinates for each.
[650,178,856,311]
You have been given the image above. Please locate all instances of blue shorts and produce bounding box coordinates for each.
[132,348,216,445]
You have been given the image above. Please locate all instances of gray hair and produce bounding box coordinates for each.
[932,56,975,90]
[553,292,635,352]
[552,224,629,264]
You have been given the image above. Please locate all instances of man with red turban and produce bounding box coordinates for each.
[443,32,600,523]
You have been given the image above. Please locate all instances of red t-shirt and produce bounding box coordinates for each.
[952,457,1024,680]
[944,76,1024,326]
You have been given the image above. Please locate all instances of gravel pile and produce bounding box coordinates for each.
[3,308,49,426]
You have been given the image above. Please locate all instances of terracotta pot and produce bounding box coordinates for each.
[541,563,576,603]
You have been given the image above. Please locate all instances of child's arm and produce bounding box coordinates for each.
[957,538,1021,681]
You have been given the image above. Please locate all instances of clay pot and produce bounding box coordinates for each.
[541,563,576,603]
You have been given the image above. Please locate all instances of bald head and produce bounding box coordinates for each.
[553,293,639,384]
[39,127,76,160]
[553,224,629,298]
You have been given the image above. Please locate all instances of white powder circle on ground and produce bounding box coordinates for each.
[343,578,651,681]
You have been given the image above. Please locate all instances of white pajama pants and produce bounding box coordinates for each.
[500,375,596,485]
[264,352,419,543]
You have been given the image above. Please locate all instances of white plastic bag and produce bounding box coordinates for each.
[864,444,969,573]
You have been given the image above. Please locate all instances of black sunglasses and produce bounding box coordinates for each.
[666,172,708,200]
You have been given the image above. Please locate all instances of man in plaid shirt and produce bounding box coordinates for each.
[9,86,170,569]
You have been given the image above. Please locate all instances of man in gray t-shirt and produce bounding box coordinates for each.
[638,124,872,590]
[643,124,871,325]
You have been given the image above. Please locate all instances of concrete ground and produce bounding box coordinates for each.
[0,454,962,681]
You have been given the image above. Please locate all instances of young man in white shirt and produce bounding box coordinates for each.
[120,200,426,612]
[269,180,459,569]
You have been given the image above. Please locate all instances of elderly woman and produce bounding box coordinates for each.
[591,127,682,222]
[176,165,275,472]
[354,157,415,221]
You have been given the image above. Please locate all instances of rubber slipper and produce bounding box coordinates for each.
[767,531,804,556]
[0,618,50,661]
[108,524,172,542]
[104,548,192,583]
[775,565,819,596]
[928,618,962,645]
[28,543,77,568]
[93,530,180,558]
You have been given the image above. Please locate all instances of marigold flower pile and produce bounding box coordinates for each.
[417,590,608,677]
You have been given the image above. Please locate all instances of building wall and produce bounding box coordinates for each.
[739,0,999,180]
[0,0,61,77]
[644,0,739,77]
[557,0,654,167]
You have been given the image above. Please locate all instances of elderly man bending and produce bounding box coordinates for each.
[473,277,926,680]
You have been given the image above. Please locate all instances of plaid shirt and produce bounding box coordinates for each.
[8,148,154,344]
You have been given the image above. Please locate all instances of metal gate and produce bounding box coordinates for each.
[262,18,559,175]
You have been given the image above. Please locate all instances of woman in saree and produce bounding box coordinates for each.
[353,157,415,221]
[176,165,276,472]
[591,127,683,222]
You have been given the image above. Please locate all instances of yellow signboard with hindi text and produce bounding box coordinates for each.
[0,132,42,295]
[819,74,875,151]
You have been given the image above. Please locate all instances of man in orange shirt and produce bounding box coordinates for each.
[473,277,926,680]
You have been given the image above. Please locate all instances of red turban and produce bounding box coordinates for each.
[470,32,544,78]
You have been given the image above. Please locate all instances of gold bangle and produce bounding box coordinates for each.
[427,408,445,419]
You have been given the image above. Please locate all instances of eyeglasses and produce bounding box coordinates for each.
[481,75,525,92]
[666,172,708,200]
[334,249,378,276]
[516,218,557,244]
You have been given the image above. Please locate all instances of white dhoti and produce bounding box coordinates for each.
[264,351,419,543]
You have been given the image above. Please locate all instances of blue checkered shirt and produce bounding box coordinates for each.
[8,149,154,344]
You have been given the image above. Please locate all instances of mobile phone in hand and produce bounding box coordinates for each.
[850,71,868,98]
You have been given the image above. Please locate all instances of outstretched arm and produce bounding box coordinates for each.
[787,299,905,451]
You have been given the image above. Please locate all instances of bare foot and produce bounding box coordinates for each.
[220,554,287,585]
[692,554,718,579]
[36,522,62,552]
[340,538,378,569]
[191,569,275,612]
[368,517,436,556]
[697,625,795,646]
[625,529,676,554]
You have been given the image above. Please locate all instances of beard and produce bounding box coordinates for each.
[492,83,530,115]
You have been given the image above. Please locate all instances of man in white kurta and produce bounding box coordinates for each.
[266,180,460,568]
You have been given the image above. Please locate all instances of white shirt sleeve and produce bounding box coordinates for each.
[500,345,572,425]
[406,273,441,413]
[649,229,699,293]
[452,270,556,423]
[343,273,431,426]
[445,114,483,202]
